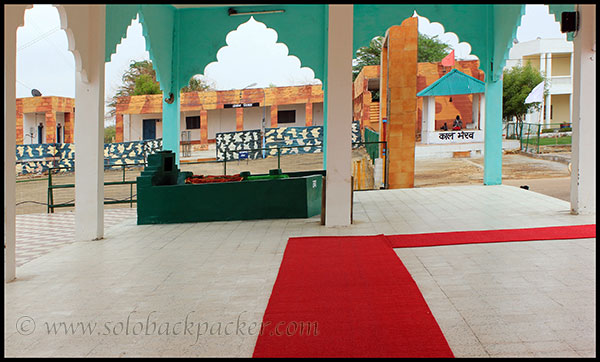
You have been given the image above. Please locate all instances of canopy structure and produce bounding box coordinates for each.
[417,69,485,97]
[418,69,486,144]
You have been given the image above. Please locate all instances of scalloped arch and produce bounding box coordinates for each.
[413,12,482,73]
[105,5,140,63]
[496,5,527,80]
[137,10,164,92]
[176,5,327,90]
[136,5,176,96]
[16,5,34,27]
[187,16,255,88]
[354,6,488,67]
[193,16,319,90]
[354,4,526,82]
[547,4,575,41]
[52,5,86,82]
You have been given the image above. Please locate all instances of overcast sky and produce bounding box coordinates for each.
[15,4,566,122]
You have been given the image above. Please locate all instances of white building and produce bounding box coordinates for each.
[505,38,573,127]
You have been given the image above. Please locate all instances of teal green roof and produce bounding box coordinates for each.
[417,69,485,97]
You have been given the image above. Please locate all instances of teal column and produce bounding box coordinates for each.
[483,78,503,185]
[162,92,181,165]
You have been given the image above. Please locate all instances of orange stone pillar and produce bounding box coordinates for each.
[236,108,244,131]
[305,102,313,126]
[379,42,388,158]
[45,111,57,143]
[64,112,74,143]
[115,113,124,143]
[384,18,418,189]
[200,110,208,150]
[16,105,24,145]
[270,105,278,128]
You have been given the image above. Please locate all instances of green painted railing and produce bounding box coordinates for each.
[47,162,146,213]
[363,128,380,163]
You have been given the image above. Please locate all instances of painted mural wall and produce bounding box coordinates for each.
[15,139,162,176]
[215,122,362,161]
[215,129,262,161]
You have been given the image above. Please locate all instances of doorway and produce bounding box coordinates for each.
[143,119,157,140]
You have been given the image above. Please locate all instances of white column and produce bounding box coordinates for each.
[421,97,429,143]
[540,53,546,73]
[570,4,596,215]
[472,93,480,129]
[4,5,30,282]
[423,96,436,143]
[325,4,353,226]
[62,5,106,241]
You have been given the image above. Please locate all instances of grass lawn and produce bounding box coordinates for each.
[523,135,571,146]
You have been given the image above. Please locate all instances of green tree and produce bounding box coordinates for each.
[107,60,212,118]
[417,33,451,63]
[104,125,116,144]
[502,63,547,125]
[352,33,451,80]
[352,36,384,80]
[181,76,212,93]
[132,73,161,95]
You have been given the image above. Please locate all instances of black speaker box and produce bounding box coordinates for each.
[561,11,578,33]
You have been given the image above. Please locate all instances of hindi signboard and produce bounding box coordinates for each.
[224,102,260,109]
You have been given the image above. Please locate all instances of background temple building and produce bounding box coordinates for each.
[114,84,324,152]
[353,59,485,138]
[16,96,75,145]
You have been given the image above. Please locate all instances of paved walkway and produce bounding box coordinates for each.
[15,208,137,267]
[4,185,596,357]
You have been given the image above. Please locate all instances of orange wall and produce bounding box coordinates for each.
[116,85,324,115]
[16,96,75,144]
[353,60,484,134]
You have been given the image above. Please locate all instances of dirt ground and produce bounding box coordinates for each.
[15,149,572,215]
[414,153,570,187]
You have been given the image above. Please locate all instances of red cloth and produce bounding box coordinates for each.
[441,50,455,67]
[253,235,454,358]
[185,174,242,184]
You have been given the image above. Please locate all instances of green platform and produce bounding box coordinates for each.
[137,151,324,224]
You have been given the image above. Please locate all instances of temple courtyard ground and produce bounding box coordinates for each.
[6,149,594,357]
[15,151,571,214]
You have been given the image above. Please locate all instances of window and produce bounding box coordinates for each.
[277,110,296,124]
[186,116,201,129]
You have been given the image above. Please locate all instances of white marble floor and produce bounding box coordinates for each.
[4,185,596,357]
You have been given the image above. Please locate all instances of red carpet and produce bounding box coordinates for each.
[253,224,595,357]
[385,224,596,249]
[252,235,454,358]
